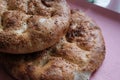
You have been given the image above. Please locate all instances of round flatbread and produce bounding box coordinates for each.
[0,0,70,54]
[0,10,105,80]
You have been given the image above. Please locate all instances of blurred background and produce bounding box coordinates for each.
[87,0,120,13]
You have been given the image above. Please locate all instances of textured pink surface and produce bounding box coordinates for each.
[0,0,120,80]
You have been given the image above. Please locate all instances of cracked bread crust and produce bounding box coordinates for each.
[0,0,70,54]
[0,10,105,80]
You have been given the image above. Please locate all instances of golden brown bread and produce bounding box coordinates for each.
[0,10,105,80]
[0,0,70,54]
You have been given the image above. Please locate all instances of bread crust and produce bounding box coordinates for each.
[0,10,105,80]
[0,0,70,54]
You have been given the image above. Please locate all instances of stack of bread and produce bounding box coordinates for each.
[0,0,105,80]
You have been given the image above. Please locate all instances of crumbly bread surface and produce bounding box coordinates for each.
[0,10,105,80]
[0,0,70,54]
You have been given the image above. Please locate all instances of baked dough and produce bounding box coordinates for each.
[0,10,105,80]
[0,0,70,54]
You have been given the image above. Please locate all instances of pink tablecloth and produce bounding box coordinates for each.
[0,0,120,80]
